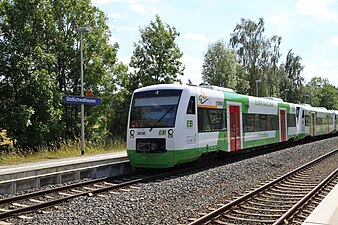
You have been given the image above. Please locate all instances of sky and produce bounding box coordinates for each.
[91,0,338,87]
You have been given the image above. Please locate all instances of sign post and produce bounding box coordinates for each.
[63,95,100,155]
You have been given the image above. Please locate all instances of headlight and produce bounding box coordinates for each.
[130,130,135,137]
[168,129,174,135]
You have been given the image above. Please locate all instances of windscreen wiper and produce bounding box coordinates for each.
[149,105,175,132]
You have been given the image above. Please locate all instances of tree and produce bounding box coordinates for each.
[280,49,304,103]
[0,0,119,147]
[306,77,338,109]
[202,39,248,92]
[129,15,184,90]
[229,18,282,97]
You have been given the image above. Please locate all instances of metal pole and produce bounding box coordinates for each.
[284,89,289,102]
[80,32,85,155]
[256,82,259,97]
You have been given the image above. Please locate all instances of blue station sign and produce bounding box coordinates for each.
[64,95,101,106]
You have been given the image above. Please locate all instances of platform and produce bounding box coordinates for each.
[302,182,338,225]
[0,151,132,195]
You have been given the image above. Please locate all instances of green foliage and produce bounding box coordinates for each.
[229,18,283,97]
[0,0,119,147]
[279,49,305,103]
[129,15,184,90]
[202,39,248,93]
[306,77,338,109]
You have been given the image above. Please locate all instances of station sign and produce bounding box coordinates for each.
[64,95,101,106]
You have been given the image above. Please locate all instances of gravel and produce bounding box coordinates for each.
[7,136,338,225]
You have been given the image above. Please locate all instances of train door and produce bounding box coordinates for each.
[279,109,287,142]
[185,96,198,147]
[311,113,316,136]
[229,105,241,151]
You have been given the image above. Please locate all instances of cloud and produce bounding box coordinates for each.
[302,61,338,86]
[109,36,121,45]
[296,0,337,21]
[110,12,121,19]
[328,36,338,46]
[183,33,208,42]
[109,12,129,19]
[181,55,203,85]
[268,12,289,24]
[129,3,158,14]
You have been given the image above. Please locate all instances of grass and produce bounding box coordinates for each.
[0,140,126,166]
[0,130,12,146]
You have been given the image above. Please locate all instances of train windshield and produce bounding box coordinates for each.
[130,90,182,128]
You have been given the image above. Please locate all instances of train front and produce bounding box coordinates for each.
[127,85,185,168]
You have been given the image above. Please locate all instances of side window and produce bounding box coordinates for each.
[198,108,226,132]
[260,115,267,130]
[243,114,254,132]
[209,109,225,131]
[198,108,211,132]
[187,96,196,114]
[287,114,296,127]
[305,114,310,126]
[271,115,279,130]
[254,114,261,131]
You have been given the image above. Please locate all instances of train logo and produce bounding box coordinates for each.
[198,93,209,104]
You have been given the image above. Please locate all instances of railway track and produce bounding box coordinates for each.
[188,148,338,225]
[1,139,336,224]
[0,141,289,223]
[0,170,171,221]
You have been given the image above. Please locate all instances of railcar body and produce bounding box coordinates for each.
[127,84,335,168]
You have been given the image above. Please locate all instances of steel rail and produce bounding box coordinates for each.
[0,170,168,220]
[0,177,109,204]
[188,148,338,225]
[273,167,338,225]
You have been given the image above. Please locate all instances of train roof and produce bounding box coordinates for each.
[133,84,335,113]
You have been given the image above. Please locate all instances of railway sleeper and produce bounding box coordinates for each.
[281,180,317,187]
[247,201,293,209]
[263,190,306,198]
[223,214,276,223]
[270,186,312,193]
[240,205,286,212]
[232,209,282,217]
[254,197,297,205]
[259,193,302,200]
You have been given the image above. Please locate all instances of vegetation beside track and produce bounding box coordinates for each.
[0,140,126,166]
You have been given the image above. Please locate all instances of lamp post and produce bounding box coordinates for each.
[77,27,91,155]
[255,80,261,97]
[284,89,289,102]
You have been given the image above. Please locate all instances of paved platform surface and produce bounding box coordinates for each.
[302,182,338,225]
[0,151,130,194]
[0,151,127,177]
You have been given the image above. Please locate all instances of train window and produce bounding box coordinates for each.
[316,117,323,125]
[186,96,196,114]
[243,114,254,132]
[271,115,279,130]
[260,115,267,131]
[266,115,272,130]
[198,108,212,132]
[287,114,296,127]
[305,115,310,126]
[209,109,225,131]
[198,108,226,132]
[254,114,261,131]
[243,113,279,132]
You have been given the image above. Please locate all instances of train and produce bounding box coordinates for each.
[127,84,338,168]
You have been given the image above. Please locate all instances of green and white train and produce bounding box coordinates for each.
[127,84,338,168]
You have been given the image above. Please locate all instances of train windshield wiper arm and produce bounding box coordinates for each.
[149,105,175,132]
